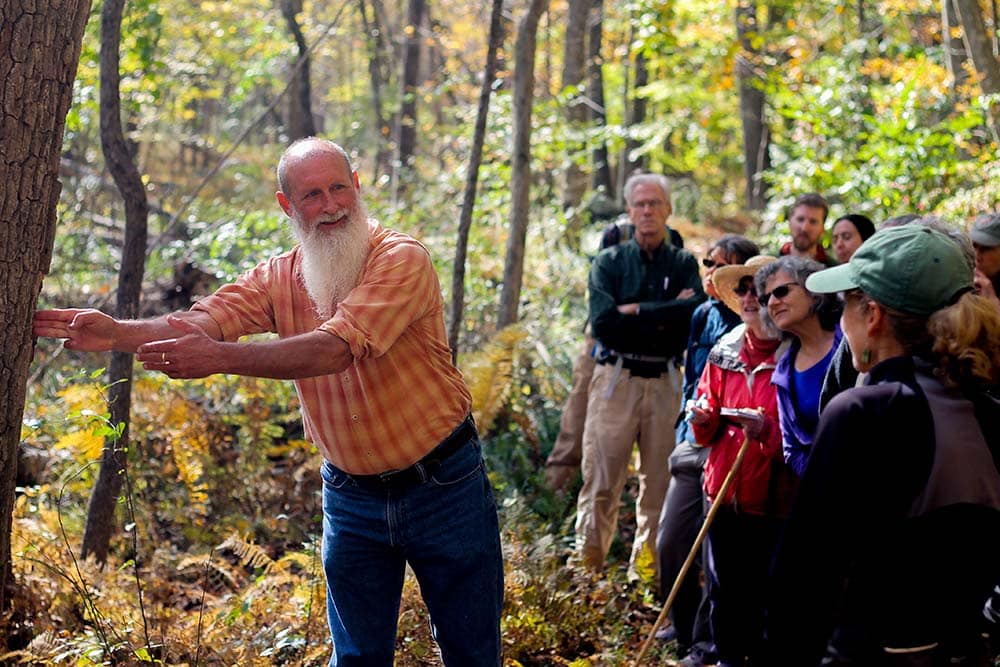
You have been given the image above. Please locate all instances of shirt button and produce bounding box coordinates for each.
[351,414,359,421]
[343,375,350,382]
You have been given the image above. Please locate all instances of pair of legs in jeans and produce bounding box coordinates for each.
[320,437,504,666]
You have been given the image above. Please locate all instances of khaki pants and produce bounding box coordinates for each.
[544,336,595,491]
[574,361,681,577]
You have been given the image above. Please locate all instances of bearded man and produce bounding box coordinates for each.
[779,193,837,267]
[33,137,504,666]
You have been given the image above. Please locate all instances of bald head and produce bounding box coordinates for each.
[276,138,354,194]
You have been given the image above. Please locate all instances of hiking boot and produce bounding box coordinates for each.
[655,624,678,642]
[676,646,715,667]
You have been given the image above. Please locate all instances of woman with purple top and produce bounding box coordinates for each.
[754,256,842,477]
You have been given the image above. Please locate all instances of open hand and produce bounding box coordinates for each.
[136,314,222,379]
[33,308,118,352]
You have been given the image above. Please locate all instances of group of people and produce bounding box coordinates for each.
[547,176,1000,666]
[30,137,1000,667]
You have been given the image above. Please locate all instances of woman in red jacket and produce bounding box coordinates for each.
[687,255,797,667]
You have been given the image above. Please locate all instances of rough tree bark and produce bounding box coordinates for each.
[735,0,771,211]
[560,0,590,215]
[497,0,550,329]
[0,0,93,641]
[80,0,152,565]
[447,0,506,355]
[280,0,317,140]
[588,0,612,195]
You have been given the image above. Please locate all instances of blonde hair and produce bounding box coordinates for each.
[928,292,1000,387]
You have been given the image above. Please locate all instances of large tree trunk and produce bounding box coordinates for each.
[81,0,152,565]
[497,0,549,329]
[735,0,771,211]
[448,0,506,355]
[588,0,611,195]
[280,0,317,140]
[0,0,93,641]
[560,0,590,216]
[393,0,425,196]
[358,0,393,179]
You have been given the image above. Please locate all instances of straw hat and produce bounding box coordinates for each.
[711,255,777,315]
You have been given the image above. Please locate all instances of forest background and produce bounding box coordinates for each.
[2,0,1000,664]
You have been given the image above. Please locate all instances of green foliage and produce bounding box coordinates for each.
[764,39,996,227]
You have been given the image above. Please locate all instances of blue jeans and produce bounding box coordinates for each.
[320,437,504,666]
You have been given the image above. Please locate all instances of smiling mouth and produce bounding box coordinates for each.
[318,210,348,227]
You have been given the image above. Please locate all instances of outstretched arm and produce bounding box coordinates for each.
[135,315,352,380]
[33,308,222,353]
[35,309,352,380]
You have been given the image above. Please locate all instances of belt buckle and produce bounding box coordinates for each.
[377,468,403,483]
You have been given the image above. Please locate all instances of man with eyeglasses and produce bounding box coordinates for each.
[544,218,684,494]
[573,172,706,581]
[779,193,837,267]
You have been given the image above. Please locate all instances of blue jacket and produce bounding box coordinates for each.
[676,298,741,445]
[771,325,843,476]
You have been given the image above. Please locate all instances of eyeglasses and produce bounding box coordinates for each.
[758,282,799,306]
[702,258,729,269]
[733,280,757,297]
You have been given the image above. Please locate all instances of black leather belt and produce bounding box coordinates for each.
[596,355,671,379]
[347,415,477,490]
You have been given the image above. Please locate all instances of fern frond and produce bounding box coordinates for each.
[177,554,240,592]
[271,550,315,575]
[462,325,528,433]
[217,534,274,570]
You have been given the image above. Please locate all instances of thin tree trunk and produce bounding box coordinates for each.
[358,0,393,179]
[447,0,506,355]
[561,0,590,216]
[81,0,151,565]
[943,0,971,92]
[0,0,93,642]
[497,0,549,329]
[394,0,425,197]
[625,51,648,177]
[280,0,317,140]
[588,0,611,195]
[736,0,771,211]
[954,0,1000,137]
[954,0,1000,94]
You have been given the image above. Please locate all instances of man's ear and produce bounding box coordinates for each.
[276,191,292,217]
[352,170,360,191]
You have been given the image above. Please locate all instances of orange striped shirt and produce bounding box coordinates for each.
[191,220,472,474]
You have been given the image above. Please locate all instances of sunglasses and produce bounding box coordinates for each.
[758,282,799,307]
[733,279,757,297]
[702,257,729,269]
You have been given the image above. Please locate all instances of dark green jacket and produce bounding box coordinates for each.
[589,238,706,359]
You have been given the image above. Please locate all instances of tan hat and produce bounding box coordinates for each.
[712,255,777,315]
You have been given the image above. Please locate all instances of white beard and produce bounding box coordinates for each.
[292,200,371,319]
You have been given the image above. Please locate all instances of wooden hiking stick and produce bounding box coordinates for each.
[632,434,752,666]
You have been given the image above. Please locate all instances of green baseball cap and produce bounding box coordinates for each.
[805,225,973,316]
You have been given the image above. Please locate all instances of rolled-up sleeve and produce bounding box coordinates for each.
[191,260,280,340]
[319,240,436,360]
